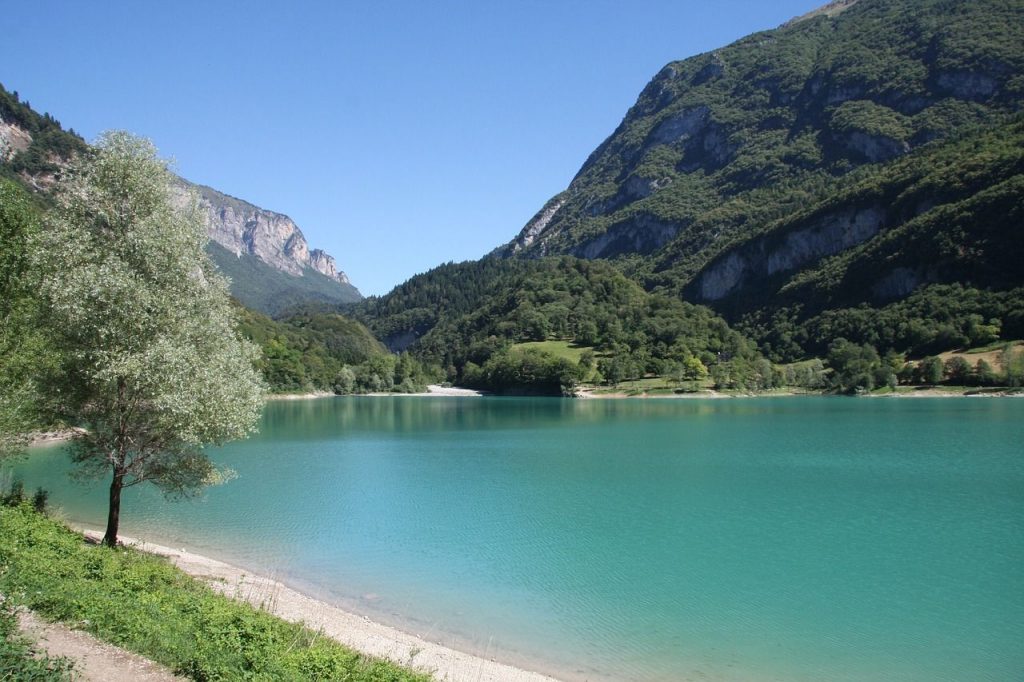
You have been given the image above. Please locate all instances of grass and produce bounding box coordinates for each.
[589,376,712,395]
[0,504,432,682]
[510,340,595,363]
[960,340,1022,355]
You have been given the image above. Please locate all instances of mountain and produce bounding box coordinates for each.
[173,181,362,314]
[498,0,1024,360]
[0,83,360,315]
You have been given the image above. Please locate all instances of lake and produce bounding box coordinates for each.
[8,397,1024,681]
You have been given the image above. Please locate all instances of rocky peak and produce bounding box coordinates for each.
[172,181,356,290]
[783,0,859,27]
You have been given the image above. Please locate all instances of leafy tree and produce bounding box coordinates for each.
[918,356,944,385]
[944,356,972,384]
[0,180,58,458]
[973,359,997,386]
[826,338,881,393]
[34,132,265,547]
[1000,345,1024,387]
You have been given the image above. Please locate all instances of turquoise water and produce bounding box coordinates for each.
[8,397,1024,681]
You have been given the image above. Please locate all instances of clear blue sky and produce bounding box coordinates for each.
[3,0,818,296]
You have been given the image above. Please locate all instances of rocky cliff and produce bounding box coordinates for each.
[174,181,354,288]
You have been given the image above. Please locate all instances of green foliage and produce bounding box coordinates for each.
[918,356,945,385]
[745,283,1024,364]
[0,179,59,458]
[825,338,889,393]
[1001,344,1024,387]
[1,479,49,513]
[355,257,766,394]
[234,304,436,394]
[0,505,431,682]
[206,242,361,317]
[34,132,265,545]
[463,348,584,395]
[829,100,911,141]
[943,356,971,384]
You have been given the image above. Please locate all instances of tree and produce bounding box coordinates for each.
[918,356,944,385]
[34,132,265,547]
[826,338,881,393]
[973,359,996,386]
[1001,345,1024,387]
[0,180,57,459]
[944,356,971,385]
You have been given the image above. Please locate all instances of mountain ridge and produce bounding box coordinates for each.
[495,0,1024,360]
[0,82,360,312]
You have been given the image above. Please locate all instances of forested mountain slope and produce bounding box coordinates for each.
[497,0,1024,360]
[354,257,770,392]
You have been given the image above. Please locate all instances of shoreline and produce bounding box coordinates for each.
[75,527,561,682]
[26,427,87,446]
[267,385,486,400]
[576,386,1022,399]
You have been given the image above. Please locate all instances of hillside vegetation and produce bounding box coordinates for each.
[236,304,436,394]
[499,0,1024,363]
[357,258,773,393]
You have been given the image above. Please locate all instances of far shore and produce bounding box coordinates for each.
[72,527,560,682]
[26,427,87,446]
[577,386,1022,399]
[266,385,486,400]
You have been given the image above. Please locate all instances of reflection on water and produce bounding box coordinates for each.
[7,397,1024,682]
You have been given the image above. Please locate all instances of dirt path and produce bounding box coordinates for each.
[17,608,183,681]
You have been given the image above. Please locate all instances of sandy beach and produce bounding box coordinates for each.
[365,384,486,397]
[78,529,559,682]
[27,427,87,446]
[264,391,337,401]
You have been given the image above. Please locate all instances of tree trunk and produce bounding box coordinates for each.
[103,468,124,547]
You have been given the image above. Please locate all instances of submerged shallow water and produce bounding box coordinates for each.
[10,397,1024,681]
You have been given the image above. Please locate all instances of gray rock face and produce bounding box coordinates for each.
[174,182,354,288]
[509,197,567,254]
[767,206,885,274]
[574,215,681,259]
[935,71,998,99]
[0,119,32,161]
[699,252,748,301]
[650,106,710,145]
[872,266,921,300]
[698,205,886,300]
[310,249,351,284]
[841,131,910,162]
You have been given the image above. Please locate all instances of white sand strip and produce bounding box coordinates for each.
[80,530,561,682]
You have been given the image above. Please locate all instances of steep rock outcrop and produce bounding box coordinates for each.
[575,214,681,260]
[698,205,886,300]
[173,182,355,290]
[0,119,32,161]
